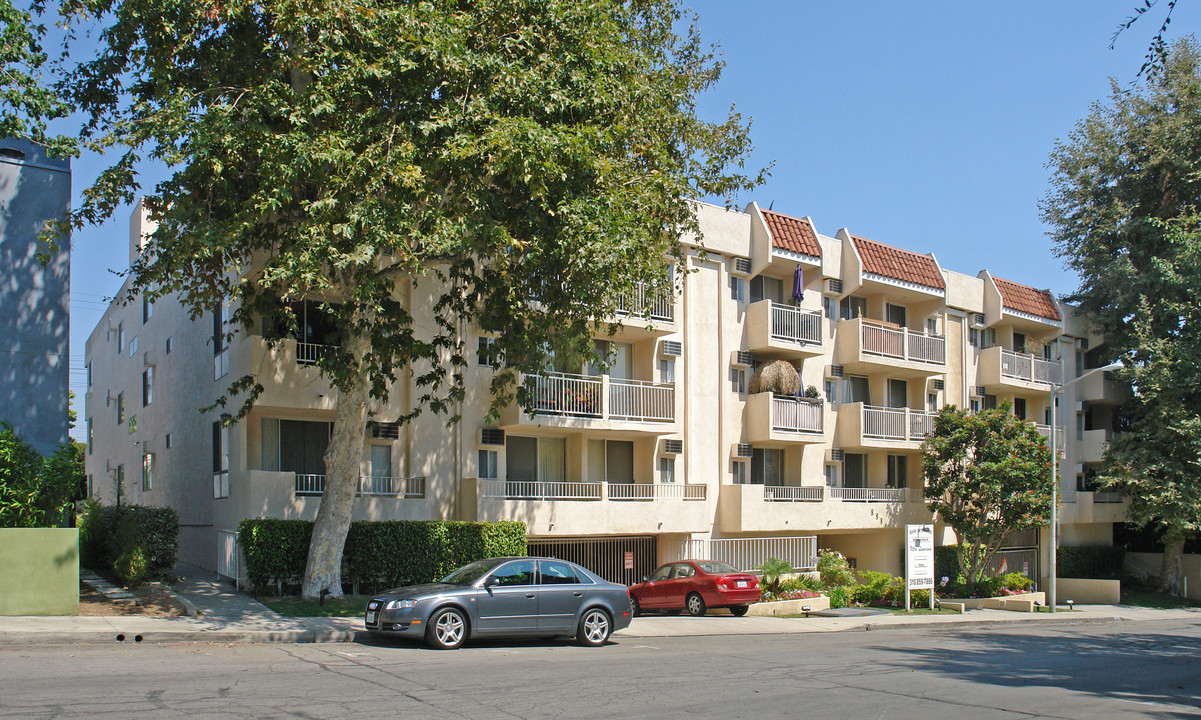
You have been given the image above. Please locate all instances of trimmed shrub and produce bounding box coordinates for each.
[1057,545,1125,580]
[78,502,178,586]
[827,585,850,609]
[852,570,895,606]
[239,519,528,595]
[817,549,854,588]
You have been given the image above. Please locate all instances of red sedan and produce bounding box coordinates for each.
[628,560,760,617]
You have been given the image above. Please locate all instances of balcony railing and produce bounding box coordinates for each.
[294,473,427,498]
[771,395,824,434]
[769,302,822,345]
[763,485,824,502]
[296,342,335,366]
[1093,490,1123,503]
[860,321,945,365]
[862,406,938,442]
[829,487,919,503]
[609,483,706,501]
[1000,349,1063,385]
[480,480,603,501]
[614,282,674,323]
[1034,423,1066,449]
[524,372,674,423]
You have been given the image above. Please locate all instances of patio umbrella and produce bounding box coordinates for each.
[792,265,805,302]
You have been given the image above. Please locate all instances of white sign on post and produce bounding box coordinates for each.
[905,523,936,611]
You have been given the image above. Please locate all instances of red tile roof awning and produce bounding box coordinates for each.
[850,235,945,290]
[993,277,1061,321]
[760,209,822,258]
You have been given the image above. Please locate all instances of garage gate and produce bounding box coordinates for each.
[527,536,657,586]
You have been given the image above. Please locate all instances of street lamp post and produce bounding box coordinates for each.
[1048,359,1123,613]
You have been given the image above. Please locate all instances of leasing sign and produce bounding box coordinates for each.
[906,523,935,610]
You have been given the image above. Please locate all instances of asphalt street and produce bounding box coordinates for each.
[3,619,1200,719]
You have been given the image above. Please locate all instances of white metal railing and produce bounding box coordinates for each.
[769,302,822,345]
[608,483,706,501]
[615,282,674,323]
[862,406,937,441]
[771,395,824,434]
[1034,424,1067,449]
[480,479,603,501]
[216,529,245,589]
[1000,349,1063,385]
[296,342,335,366]
[358,475,426,498]
[860,321,945,365]
[1093,490,1123,504]
[763,485,823,502]
[670,536,818,572]
[610,378,675,422]
[830,487,910,502]
[295,473,326,496]
[527,372,604,418]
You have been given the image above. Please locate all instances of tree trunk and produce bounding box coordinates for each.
[301,330,371,599]
[1157,526,1186,596]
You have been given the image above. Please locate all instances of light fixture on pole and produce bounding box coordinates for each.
[1048,359,1123,613]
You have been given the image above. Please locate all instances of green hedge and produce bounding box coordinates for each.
[79,501,179,586]
[239,519,528,595]
[1057,545,1125,579]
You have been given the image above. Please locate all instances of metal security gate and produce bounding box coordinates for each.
[528,536,657,586]
[987,528,1039,587]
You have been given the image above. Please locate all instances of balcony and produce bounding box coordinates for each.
[835,318,946,377]
[1033,423,1067,451]
[232,471,431,523]
[470,478,710,535]
[835,402,937,449]
[1075,370,1131,406]
[745,393,825,445]
[498,372,677,435]
[717,483,933,533]
[612,282,674,339]
[746,300,824,358]
[1060,490,1127,524]
[295,474,426,498]
[978,346,1063,392]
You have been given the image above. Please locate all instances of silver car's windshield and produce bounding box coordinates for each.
[440,559,503,585]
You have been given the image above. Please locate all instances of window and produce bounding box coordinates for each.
[887,454,908,488]
[142,453,154,492]
[538,560,579,585]
[370,444,392,479]
[886,303,907,327]
[729,275,746,303]
[117,322,124,353]
[731,459,748,484]
[658,457,676,483]
[128,335,138,356]
[260,418,331,475]
[843,453,867,488]
[488,560,535,587]
[165,433,172,449]
[970,399,981,413]
[142,367,154,406]
[982,328,997,348]
[86,418,93,455]
[824,380,839,405]
[115,464,125,499]
[1076,350,1084,378]
[478,449,498,479]
[1076,412,1085,441]
[1013,332,1026,353]
[128,415,137,434]
[658,358,675,384]
[824,463,839,487]
[751,448,783,486]
[749,275,784,304]
[822,296,837,319]
[86,362,92,391]
[926,317,938,335]
[839,295,867,320]
[844,375,871,405]
[165,336,172,354]
[142,295,152,323]
[982,394,998,411]
[87,474,93,498]
[477,336,498,366]
[969,328,980,347]
[927,392,938,412]
[1014,398,1027,420]
[213,420,230,499]
[117,392,125,424]
[506,435,566,484]
[587,438,633,484]
[213,299,230,380]
[730,367,747,394]
[648,564,673,582]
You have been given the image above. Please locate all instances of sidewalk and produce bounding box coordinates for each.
[3,567,1198,645]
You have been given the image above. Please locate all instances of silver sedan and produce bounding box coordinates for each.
[364,557,633,649]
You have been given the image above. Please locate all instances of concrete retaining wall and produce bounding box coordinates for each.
[1056,578,1120,605]
[1126,552,1201,601]
[0,528,79,616]
[748,596,830,616]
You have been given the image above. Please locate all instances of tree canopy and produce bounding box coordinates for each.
[0,0,71,153]
[0,422,82,528]
[54,0,764,596]
[1043,38,1201,594]
[922,403,1054,593]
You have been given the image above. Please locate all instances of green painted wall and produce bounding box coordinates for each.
[0,528,79,615]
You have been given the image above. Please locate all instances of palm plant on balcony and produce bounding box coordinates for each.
[748,360,801,396]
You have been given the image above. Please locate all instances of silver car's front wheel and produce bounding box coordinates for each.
[577,608,611,647]
[427,607,467,650]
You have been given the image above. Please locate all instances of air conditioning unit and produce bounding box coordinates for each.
[830,449,845,462]
[932,379,945,391]
[970,313,986,328]
[826,279,844,294]
[731,350,754,368]
[971,386,986,397]
[480,427,505,446]
[826,364,845,379]
[370,421,400,440]
[663,439,683,455]
[734,443,753,458]
[660,340,683,357]
[1077,338,1089,350]
[732,257,753,276]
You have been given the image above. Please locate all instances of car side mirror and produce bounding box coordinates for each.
[484,576,500,587]
[642,576,649,583]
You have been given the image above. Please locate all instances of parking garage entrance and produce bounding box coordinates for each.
[528,535,657,586]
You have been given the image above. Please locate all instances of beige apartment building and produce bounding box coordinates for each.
[84,200,1127,584]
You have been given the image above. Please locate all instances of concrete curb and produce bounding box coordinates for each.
[0,628,370,645]
[161,585,204,618]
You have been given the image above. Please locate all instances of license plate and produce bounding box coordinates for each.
[366,611,376,624]
[737,580,747,588]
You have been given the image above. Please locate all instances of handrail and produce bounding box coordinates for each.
[771,395,824,433]
[768,301,822,345]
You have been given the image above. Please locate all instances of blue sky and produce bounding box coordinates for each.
[65,1,1200,434]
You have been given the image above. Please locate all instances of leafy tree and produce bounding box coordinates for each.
[922,404,1054,594]
[1110,0,1183,76]
[55,0,763,597]
[0,1,71,154]
[0,423,79,527]
[1043,39,1201,595]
